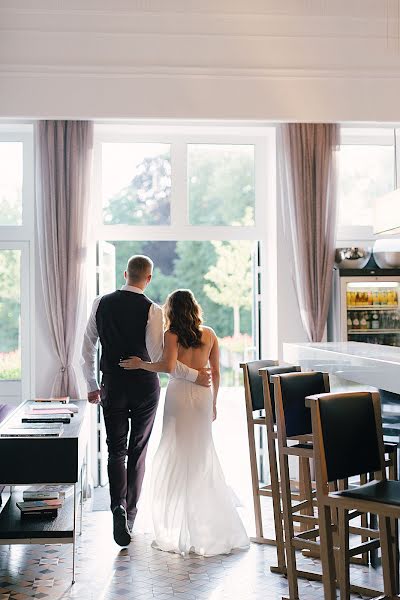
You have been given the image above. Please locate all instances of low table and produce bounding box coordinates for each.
[0,399,89,583]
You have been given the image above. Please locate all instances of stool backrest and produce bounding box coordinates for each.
[259,365,301,423]
[241,360,278,411]
[272,371,329,438]
[308,391,385,484]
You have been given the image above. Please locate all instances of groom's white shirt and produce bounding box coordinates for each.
[81,285,198,392]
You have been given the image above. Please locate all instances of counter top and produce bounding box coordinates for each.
[283,341,400,394]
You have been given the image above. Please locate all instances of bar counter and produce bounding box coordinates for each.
[283,341,400,395]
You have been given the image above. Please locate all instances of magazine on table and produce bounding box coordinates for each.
[31,402,79,413]
[22,415,71,424]
[0,427,63,437]
[28,407,74,416]
[9,422,64,431]
[33,396,70,404]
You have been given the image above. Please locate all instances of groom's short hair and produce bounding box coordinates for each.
[126,255,153,283]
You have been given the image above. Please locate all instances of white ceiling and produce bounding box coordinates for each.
[1,0,400,120]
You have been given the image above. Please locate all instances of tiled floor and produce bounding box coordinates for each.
[0,507,385,600]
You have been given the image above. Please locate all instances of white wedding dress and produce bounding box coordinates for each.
[150,374,250,557]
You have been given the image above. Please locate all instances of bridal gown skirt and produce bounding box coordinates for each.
[150,377,249,557]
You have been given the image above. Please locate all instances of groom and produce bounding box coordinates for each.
[81,255,211,546]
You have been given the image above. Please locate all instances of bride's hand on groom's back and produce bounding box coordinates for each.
[119,356,143,370]
[195,368,211,387]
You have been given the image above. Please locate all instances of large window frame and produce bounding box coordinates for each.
[0,124,35,403]
[93,123,277,359]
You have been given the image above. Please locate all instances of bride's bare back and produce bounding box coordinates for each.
[176,326,218,371]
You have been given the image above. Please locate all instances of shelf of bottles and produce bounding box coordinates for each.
[346,284,400,346]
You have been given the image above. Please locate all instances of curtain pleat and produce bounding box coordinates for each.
[36,121,94,397]
[278,123,339,342]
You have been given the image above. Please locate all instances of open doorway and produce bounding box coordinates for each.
[89,123,275,531]
[93,239,260,531]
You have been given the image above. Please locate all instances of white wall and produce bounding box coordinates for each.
[1,0,400,122]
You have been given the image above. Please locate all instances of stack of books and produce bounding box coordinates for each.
[16,484,75,518]
[16,498,63,518]
[22,404,77,425]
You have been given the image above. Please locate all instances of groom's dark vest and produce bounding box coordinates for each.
[96,290,157,383]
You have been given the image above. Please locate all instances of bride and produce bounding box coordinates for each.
[119,289,249,557]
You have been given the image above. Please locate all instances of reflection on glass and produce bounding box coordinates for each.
[338,144,394,227]
[102,143,171,225]
[188,144,255,226]
[0,142,23,226]
[0,250,21,380]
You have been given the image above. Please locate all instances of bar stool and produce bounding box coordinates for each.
[272,372,383,600]
[306,390,400,600]
[257,364,302,573]
[271,371,328,596]
[241,359,278,544]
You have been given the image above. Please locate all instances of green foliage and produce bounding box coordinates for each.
[0,250,20,354]
[104,155,171,226]
[204,240,252,310]
[0,351,21,380]
[188,145,254,226]
[204,240,252,336]
[173,241,237,338]
[100,150,254,340]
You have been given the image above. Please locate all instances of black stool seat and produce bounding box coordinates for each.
[336,479,400,506]
[384,442,398,453]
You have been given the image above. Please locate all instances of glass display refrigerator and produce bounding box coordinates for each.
[339,276,400,346]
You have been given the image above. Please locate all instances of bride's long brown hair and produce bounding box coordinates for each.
[163,289,203,349]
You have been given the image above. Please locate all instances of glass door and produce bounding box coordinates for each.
[344,280,400,346]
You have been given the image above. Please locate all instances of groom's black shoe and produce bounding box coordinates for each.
[112,505,131,547]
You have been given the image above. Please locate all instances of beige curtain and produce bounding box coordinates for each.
[278,123,339,342]
[36,121,94,397]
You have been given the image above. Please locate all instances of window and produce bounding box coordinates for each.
[93,125,272,367]
[0,142,23,226]
[0,249,21,379]
[337,127,396,240]
[0,125,34,403]
[188,144,255,226]
[101,142,171,225]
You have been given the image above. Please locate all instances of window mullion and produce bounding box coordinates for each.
[170,140,188,229]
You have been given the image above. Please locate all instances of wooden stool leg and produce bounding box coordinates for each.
[319,503,337,600]
[298,457,313,533]
[337,507,350,600]
[246,415,264,540]
[359,473,369,566]
[388,450,399,592]
[391,516,399,594]
[380,514,397,598]
[267,434,286,571]
[280,452,300,600]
